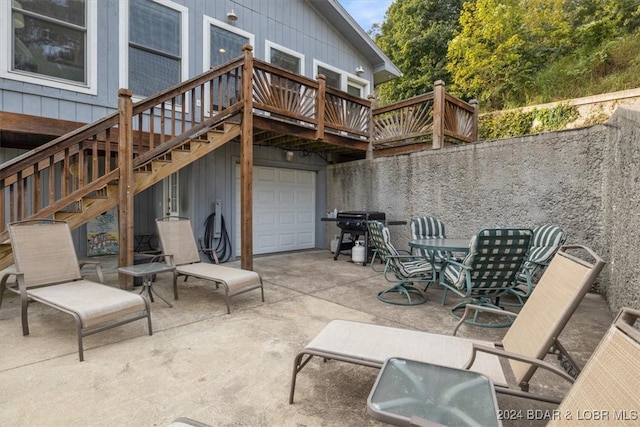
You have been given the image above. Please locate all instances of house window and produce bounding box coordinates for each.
[347,84,362,98]
[3,0,97,93]
[207,20,252,68]
[266,41,304,75]
[317,65,341,90]
[127,0,187,98]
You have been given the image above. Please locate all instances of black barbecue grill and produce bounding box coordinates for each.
[334,211,386,265]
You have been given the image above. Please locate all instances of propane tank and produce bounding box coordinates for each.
[351,240,365,264]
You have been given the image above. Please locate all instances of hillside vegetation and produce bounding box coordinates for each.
[374,0,640,111]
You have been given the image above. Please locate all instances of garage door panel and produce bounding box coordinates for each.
[298,170,314,184]
[258,167,277,181]
[257,212,275,225]
[257,189,276,204]
[298,232,313,245]
[279,212,296,225]
[279,169,295,182]
[279,190,295,204]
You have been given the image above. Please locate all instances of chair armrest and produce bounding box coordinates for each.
[464,344,576,384]
[79,260,104,283]
[452,304,518,336]
[386,253,431,262]
[440,257,469,271]
[151,253,175,266]
[199,247,220,264]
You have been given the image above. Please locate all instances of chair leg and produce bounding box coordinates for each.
[173,272,179,300]
[377,283,427,306]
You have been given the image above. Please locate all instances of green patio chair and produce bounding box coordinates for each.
[366,220,435,306]
[440,227,533,327]
[410,216,447,261]
[509,224,567,306]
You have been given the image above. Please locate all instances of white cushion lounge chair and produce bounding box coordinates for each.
[155,217,264,314]
[289,244,605,404]
[6,219,152,362]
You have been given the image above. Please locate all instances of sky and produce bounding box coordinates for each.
[338,0,394,32]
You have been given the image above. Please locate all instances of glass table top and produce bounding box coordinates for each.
[118,262,175,277]
[367,357,502,427]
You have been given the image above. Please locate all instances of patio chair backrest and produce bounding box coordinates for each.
[156,217,201,266]
[367,220,399,259]
[9,220,82,287]
[548,307,639,426]
[522,224,567,282]
[410,216,446,240]
[410,216,448,259]
[447,228,532,294]
[503,245,606,385]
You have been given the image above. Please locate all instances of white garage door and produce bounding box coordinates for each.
[235,165,316,255]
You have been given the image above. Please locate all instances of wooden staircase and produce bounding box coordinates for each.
[0,123,240,270]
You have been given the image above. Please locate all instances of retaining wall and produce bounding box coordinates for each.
[326,104,640,316]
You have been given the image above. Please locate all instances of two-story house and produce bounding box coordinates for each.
[1,0,403,264]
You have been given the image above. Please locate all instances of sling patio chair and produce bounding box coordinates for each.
[366,220,435,306]
[369,306,639,427]
[508,224,568,306]
[440,227,533,327]
[4,219,152,362]
[155,217,264,314]
[289,244,605,405]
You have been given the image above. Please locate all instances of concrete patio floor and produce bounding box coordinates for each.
[0,249,613,426]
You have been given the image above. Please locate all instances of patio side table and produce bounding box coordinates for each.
[118,262,176,307]
[367,357,502,426]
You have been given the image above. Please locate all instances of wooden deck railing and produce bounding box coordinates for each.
[0,57,245,237]
[1,49,477,238]
[372,80,478,153]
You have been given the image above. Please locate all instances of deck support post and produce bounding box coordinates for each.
[240,45,255,271]
[433,80,445,149]
[118,88,134,289]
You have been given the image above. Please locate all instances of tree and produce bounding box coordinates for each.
[446,0,573,109]
[374,0,465,104]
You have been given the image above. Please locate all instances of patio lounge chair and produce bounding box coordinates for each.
[371,306,639,427]
[289,244,605,404]
[367,220,434,306]
[155,217,264,314]
[5,219,152,362]
[546,306,639,426]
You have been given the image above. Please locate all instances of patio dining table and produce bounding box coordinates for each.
[408,238,470,281]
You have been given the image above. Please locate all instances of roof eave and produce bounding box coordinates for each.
[306,0,402,86]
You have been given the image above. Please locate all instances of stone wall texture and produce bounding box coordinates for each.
[326,105,640,317]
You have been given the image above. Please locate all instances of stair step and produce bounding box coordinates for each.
[174,142,192,151]
[134,163,153,173]
[86,185,109,199]
[58,200,83,213]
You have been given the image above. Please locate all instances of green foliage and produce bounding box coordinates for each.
[374,0,639,114]
[374,0,464,104]
[479,104,579,139]
[446,0,574,109]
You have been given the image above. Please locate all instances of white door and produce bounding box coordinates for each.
[163,172,179,217]
[235,165,315,255]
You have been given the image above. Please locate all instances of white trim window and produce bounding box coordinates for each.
[313,60,369,98]
[203,16,254,71]
[202,17,253,115]
[266,41,304,75]
[120,0,188,100]
[1,0,98,94]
